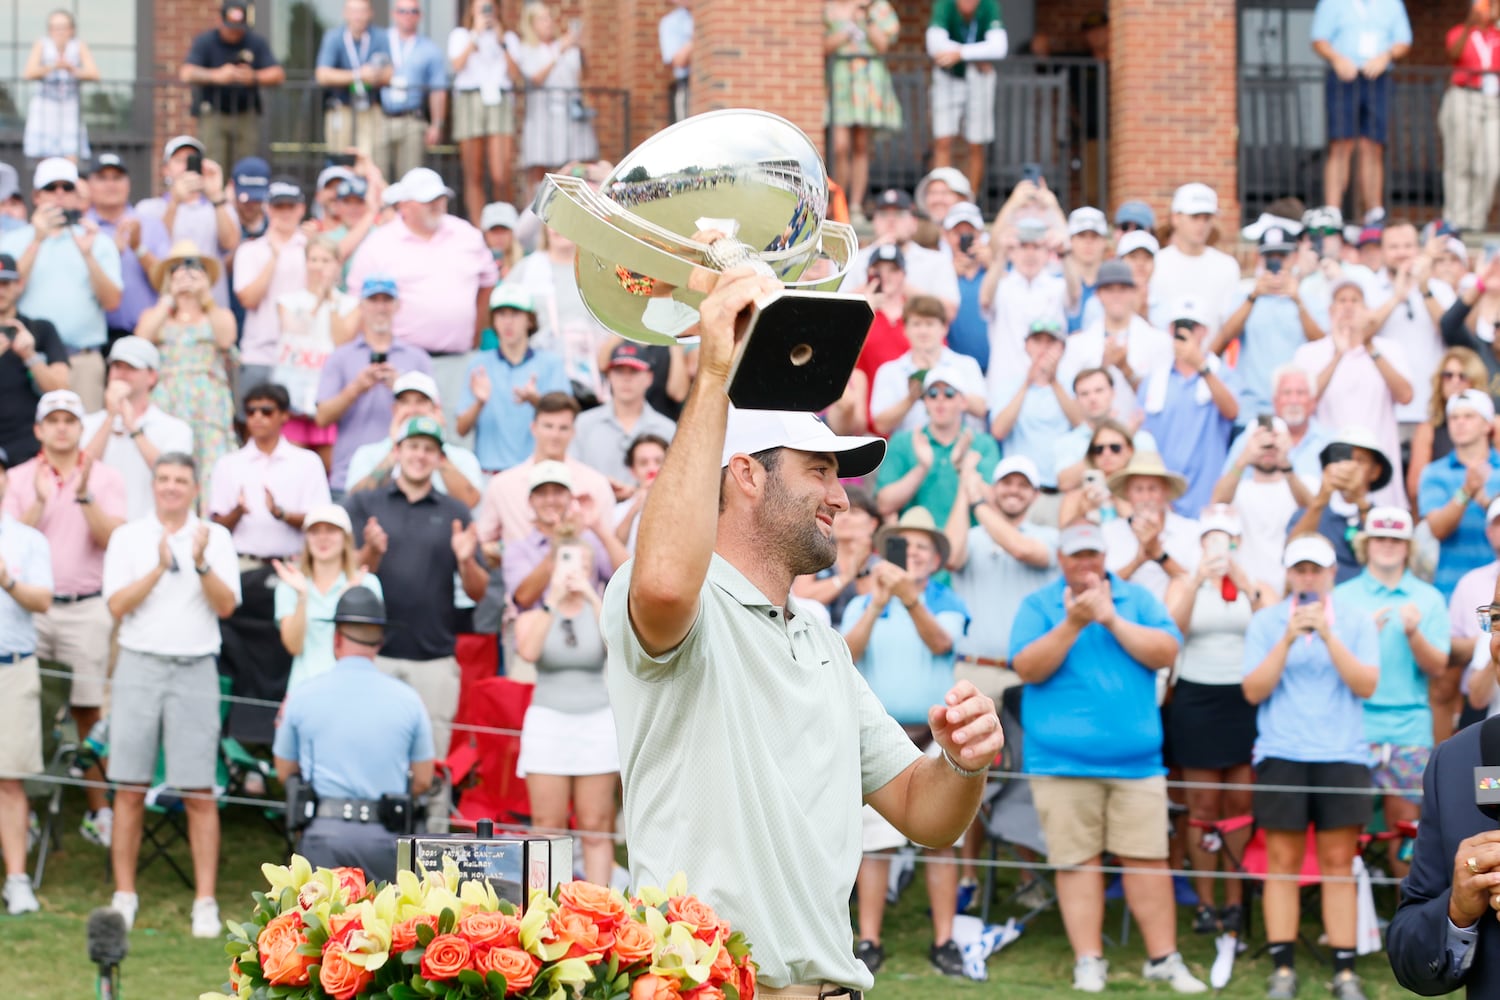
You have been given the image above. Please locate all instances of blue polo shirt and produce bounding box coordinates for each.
[1222,289,1304,419]
[989,374,1074,488]
[0,225,123,351]
[315,25,390,107]
[273,655,435,800]
[1310,0,1411,64]
[381,33,448,115]
[841,581,968,726]
[1008,573,1179,779]
[1333,570,1448,748]
[1242,596,1380,766]
[1139,369,1235,517]
[1417,448,1500,598]
[1222,418,1333,481]
[948,270,990,373]
[460,346,569,472]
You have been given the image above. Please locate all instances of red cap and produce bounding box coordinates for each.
[607,343,652,371]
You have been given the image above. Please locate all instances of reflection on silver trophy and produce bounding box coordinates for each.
[531,109,873,411]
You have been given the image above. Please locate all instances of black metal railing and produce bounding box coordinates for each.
[1238,64,1452,223]
[827,53,1108,215]
[0,76,631,215]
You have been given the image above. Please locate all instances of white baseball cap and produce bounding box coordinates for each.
[922,366,966,392]
[1363,505,1414,541]
[1067,207,1109,237]
[1198,504,1243,538]
[1447,388,1496,423]
[528,459,574,492]
[1117,230,1159,257]
[480,201,519,231]
[1170,298,1214,328]
[304,503,354,536]
[33,157,80,190]
[720,408,884,479]
[316,165,356,191]
[1171,182,1219,216]
[992,455,1041,487]
[380,181,406,207]
[1487,496,1500,524]
[35,389,85,422]
[942,202,985,232]
[107,335,161,371]
[399,167,454,204]
[1283,534,1336,569]
[915,166,973,210]
[162,135,206,163]
[392,371,440,403]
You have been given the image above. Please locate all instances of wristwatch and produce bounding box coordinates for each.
[1368,349,1383,362]
[128,427,145,439]
[23,353,44,368]
[76,493,94,505]
[1153,552,1170,566]
[194,561,211,575]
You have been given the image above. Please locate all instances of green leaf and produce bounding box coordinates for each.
[402,946,425,965]
[415,923,436,947]
[438,906,457,936]
[388,986,422,1000]
[723,985,740,1000]
[457,970,485,989]
[302,910,324,934]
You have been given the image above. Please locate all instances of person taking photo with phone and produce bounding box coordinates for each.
[0,253,70,468]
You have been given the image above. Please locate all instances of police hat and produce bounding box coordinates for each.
[329,587,389,627]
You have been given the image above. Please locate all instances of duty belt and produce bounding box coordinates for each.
[314,798,384,823]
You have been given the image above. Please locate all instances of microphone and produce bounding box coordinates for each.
[1474,716,1500,821]
[87,907,128,1000]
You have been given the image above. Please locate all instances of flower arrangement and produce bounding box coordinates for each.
[201,855,756,1000]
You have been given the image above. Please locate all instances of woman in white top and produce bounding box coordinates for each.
[23,10,99,161]
[271,504,383,689]
[448,0,522,227]
[274,236,358,473]
[1163,507,1266,938]
[515,1,598,195]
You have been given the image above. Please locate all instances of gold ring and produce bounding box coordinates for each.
[1468,857,1481,876]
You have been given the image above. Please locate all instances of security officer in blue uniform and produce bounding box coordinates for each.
[272,587,434,880]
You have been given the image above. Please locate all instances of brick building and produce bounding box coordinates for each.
[0,0,1479,232]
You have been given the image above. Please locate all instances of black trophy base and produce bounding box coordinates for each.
[726,290,873,412]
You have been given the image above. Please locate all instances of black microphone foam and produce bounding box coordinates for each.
[87,907,129,966]
[1482,716,1500,769]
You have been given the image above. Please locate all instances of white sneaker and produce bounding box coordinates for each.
[1073,954,1109,993]
[4,874,39,914]
[191,896,221,939]
[80,807,113,848]
[1143,952,1209,994]
[110,891,139,931]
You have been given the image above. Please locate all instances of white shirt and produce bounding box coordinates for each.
[447,27,518,93]
[82,406,195,520]
[985,268,1068,376]
[103,513,241,657]
[1149,245,1242,333]
[1371,270,1456,423]
[840,242,961,307]
[1057,314,1174,425]
[870,348,985,436]
[1233,475,1313,595]
[1102,510,1201,602]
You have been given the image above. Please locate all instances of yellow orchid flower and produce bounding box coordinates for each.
[259,855,313,896]
[458,875,500,912]
[541,957,594,991]
[651,922,716,985]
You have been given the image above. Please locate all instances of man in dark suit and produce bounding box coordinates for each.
[1387,582,1500,997]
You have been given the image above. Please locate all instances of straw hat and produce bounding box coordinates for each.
[873,507,951,566]
[1106,450,1188,501]
[150,239,221,291]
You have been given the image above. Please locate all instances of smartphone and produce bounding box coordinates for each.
[1204,533,1230,560]
[1294,590,1321,607]
[1322,441,1354,464]
[329,153,357,168]
[185,152,203,174]
[61,208,82,226]
[0,323,14,339]
[369,351,388,364]
[557,545,580,572]
[1257,413,1275,432]
[866,270,882,293]
[1082,468,1106,493]
[884,535,908,570]
[1265,255,1284,275]
[1021,162,1043,185]
[958,232,975,254]
[1309,232,1325,257]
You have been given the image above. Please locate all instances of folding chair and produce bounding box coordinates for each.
[447,676,533,828]
[978,695,1054,927]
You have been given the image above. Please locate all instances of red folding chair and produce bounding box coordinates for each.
[446,675,533,828]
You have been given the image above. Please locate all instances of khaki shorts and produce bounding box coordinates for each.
[1031,774,1169,866]
[36,596,115,708]
[106,649,221,788]
[0,656,43,777]
[452,89,515,142]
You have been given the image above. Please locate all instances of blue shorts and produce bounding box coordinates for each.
[1326,70,1392,143]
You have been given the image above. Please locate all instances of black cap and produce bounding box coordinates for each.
[874,189,913,212]
[329,587,389,627]
[91,153,128,175]
[870,243,906,269]
[222,0,251,26]
[0,254,18,281]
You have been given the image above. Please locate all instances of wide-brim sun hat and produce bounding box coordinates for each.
[1318,425,1394,493]
[150,239,221,290]
[873,506,951,566]
[1106,450,1188,501]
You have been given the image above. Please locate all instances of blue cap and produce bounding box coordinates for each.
[1114,200,1156,231]
[336,176,369,200]
[361,274,400,299]
[231,156,271,203]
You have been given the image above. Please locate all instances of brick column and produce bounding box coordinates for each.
[1108,0,1240,235]
[579,0,676,161]
[150,0,222,195]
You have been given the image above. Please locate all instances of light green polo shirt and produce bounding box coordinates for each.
[602,554,921,991]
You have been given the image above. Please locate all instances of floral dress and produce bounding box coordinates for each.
[151,319,235,506]
[825,1,903,131]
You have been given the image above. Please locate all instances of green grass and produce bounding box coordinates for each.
[7,798,1442,998]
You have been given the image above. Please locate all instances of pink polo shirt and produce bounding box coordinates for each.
[234,231,309,367]
[476,456,615,546]
[207,437,333,558]
[345,216,499,354]
[1,455,127,596]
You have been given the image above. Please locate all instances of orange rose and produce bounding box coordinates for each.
[459,910,521,950]
[558,880,628,929]
[325,911,363,947]
[330,866,368,901]
[551,909,611,961]
[257,910,313,987]
[475,947,541,994]
[319,941,374,1000]
[609,917,656,966]
[683,987,726,1000]
[630,973,682,1000]
[735,959,757,1000]
[391,914,438,954]
[665,896,726,944]
[420,933,474,981]
[707,944,735,985]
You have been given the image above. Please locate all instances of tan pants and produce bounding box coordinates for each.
[378,114,427,180]
[68,349,105,412]
[374,654,460,758]
[36,596,115,708]
[1441,85,1500,231]
[195,109,261,171]
[324,105,383,162]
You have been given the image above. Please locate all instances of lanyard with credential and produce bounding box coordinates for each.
[390,33,415,73]
[343,29,371,71]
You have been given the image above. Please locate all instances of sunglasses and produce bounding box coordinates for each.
[1089,442,1126,456]
[41,182,76,193]
[1478,605,1500,634]
[1442,370,1470,381]
[245,404,280,417]
[1117,221,1146,233]
[561,617,577,648]
[925,386,958,399]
